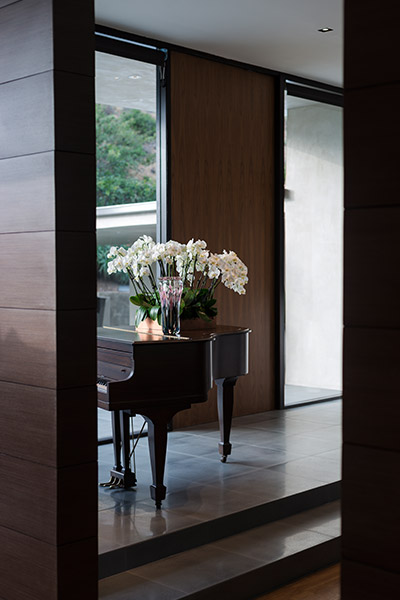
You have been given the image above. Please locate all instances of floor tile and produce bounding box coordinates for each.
[130,543,262,594]
[244,418,335,436]
[218,467,324,500]
[99,571,184,600]
[269,455,342,484]
[99,502,203,553]
[283,501,341,538]
[212,519,332,562]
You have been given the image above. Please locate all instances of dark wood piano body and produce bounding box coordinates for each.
[97,325,250,507]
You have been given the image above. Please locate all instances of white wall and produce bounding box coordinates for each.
[285,102,343,390]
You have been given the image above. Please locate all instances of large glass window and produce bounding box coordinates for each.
[96,49,160,441]
[96,51,158,329]
[284,92,343,406]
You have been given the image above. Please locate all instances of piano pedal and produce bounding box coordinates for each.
[109,477,130,489]
[99,476,118,487]
[109,481,121,489]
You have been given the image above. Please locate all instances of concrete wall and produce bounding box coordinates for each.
[285,102,343,390]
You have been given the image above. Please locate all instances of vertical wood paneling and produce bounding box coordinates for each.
[170,51,275,426]
[0,0,97,597]
[343,1,400,596]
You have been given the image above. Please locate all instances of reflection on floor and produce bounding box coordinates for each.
[285,384,342,407]
[98,400,341,599]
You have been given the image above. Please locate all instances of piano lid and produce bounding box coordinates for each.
[97,324,250,352]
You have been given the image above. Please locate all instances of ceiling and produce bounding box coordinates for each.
[95,0,343,87]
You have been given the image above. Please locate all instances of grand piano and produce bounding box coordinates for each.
[97,325,250,508]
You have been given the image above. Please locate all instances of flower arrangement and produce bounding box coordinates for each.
[107,236,248,327]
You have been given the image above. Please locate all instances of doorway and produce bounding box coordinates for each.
[284,86,343,407]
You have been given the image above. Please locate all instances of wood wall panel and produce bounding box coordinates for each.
[0,307,56,387]
[170,51,275,426]
[54,70,95,154]
[0,381,57,465]
[0,151,96,234]
[343,4,400,592]
[56,232,96,310]
[0,525,58,600]
[55,151,96,231]
[57,537,98,600]
[342,559,400,600]
[0,382,97,467]
[0,526,97,600]
[0,0,93,85]
[0,70,94,160]
[0,232,56,309]
[53,0,94,76]
[344,207,400,328]
[0,455,97,546]
[0,0,53,84]
[345,0,400,89]
[0,0,19,8]
[344,84,400,207]
[0,71,54,158]
[0,153,55,233]
[343,327,400,451]
[57,309,96,387]
[0,454,54,544]
[342,443,400,573]
[0,0,97,596]
[56,386,98,466]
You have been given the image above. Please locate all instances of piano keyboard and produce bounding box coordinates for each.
[97,378,109,394]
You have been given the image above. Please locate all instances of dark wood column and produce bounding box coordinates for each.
[170,51,275,426]
[0,1,97,598]
[342,1,400,597]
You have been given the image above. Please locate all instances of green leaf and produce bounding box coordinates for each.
[129,295,142,306]
[134,306,148,327]
[149,305,159,321]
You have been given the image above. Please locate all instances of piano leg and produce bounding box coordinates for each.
[216,376,238,462]
[145,418,167,509]
[143,405,186,509]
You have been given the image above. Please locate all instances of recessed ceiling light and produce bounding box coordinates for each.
[114,76,120,80]
[128,75,141,80]
[318,27,333,33]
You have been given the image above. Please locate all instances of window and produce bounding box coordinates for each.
[95,33,167,441]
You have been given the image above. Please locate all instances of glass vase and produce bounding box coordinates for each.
[158,276,183,336]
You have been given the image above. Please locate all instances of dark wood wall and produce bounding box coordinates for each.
[342,1,400,597]
[0,1,97,598]
[170,51,275,427]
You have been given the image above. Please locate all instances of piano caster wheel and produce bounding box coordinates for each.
[221,456,227,463]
